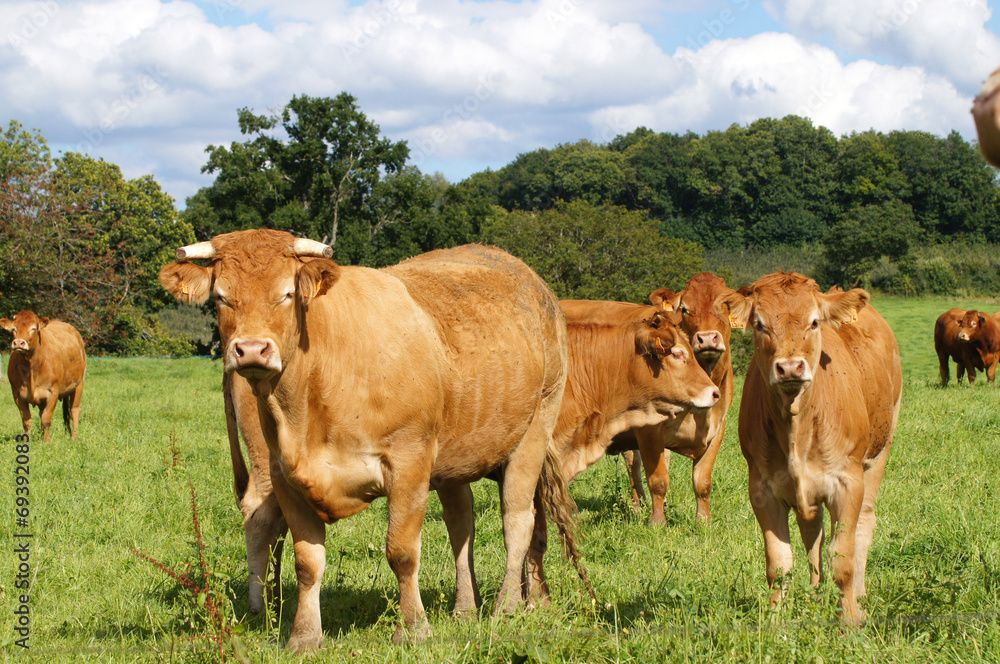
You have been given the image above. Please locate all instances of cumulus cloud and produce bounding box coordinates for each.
[766,0,1000,92]
[0,0,991,206]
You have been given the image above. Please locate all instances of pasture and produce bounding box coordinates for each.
[2,295,1000,662]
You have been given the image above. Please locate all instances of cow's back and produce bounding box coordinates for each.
[385,245,567,475]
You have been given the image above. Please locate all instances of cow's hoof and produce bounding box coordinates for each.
[392,619,431,645]
[285,631,323,653]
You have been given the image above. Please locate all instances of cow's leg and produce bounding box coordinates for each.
[748,467,792,607]
[621,449,647,507]
[14,395,32,439]
[386,461,432,644]
[967,364,978,384]
[68,383,83,439]
[795,504,825,588]
[38,393,57,442]
[937,350,950,386]
[956,357,967,383]
[495,414,548,615]
[244,490,288,616]
[524,489,550,607]
[691,421,726,522]
[271,470,327,653]
[638,428,670,526]
[827,464,865,626]
[856,445,891,600]
[989,359,998,385]
[438,483,482,618]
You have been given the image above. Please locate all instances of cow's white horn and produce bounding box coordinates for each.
[292,238,334,258]
[176,242,217,261]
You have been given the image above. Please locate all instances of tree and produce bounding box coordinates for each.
[823,199,920,286]
[481,199,704,302]
[190,93,409,265]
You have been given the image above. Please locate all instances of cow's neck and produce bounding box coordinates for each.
[766,373,824,512]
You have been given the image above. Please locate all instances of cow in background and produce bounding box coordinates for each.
[1,311,86,442]
[934,308,1000,386]
[160,231,581,651]
[717,273,901,625]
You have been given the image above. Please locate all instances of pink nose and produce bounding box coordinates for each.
[232,339,275,368]
[773,358,808,382]
[11,339,28,351]
[695,330,722,349]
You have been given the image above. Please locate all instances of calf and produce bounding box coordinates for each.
[717,273,901,625]
[934,308,1000,386]
[1,311,86,442]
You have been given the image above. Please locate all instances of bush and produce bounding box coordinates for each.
[100,305,197,357]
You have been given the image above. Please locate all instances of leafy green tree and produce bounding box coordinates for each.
[481,199,703,302]
[823,199,920,286]
[189,93,409,264]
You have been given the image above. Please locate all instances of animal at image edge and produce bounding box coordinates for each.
[1,311,86,442]
[716,273,902,625]
[159,230,585,651]
[933,308,1000,386]
[565,272,737,526]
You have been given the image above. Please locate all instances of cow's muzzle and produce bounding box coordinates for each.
[11,339,29,353]
[692,385,722,410]
[771,357,812,390]
[692,330,725,357]
[227,338,282,378]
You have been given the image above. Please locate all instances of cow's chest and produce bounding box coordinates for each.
[668,408,724,458]
[281,452,386,524]
[762,449,844,511]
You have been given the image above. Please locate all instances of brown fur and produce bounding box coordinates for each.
[934,308,1000,385]
[716,271,902,625]
[160,231,573,651]
[1,310,86,442]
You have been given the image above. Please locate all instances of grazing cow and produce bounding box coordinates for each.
[223,372,286,615]
[716,273,901,625]
[607,273,736,524]
[972,66,1000,167]
[934,308,1000,386]
[1,311,86,442]
[160,230,580,651]
[523,303,720,601]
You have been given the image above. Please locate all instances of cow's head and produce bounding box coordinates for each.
[633,311,720,414]
[159,230,338,383]
[957,310,988,343]
[650,272,731,370]
[716,272,868,402]
[0,311,48,355]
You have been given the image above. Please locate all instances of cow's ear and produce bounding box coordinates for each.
[635,324,669,358]
[715,288,752,331]
[649,288,678,312]
[297,258,341,304]
[980,313,988,327]
[159,262,213,304]
[0,319,12,332]
[820,287,869,327]
[38,317,49,328]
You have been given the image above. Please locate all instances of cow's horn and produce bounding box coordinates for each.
[292,238,334,258]
[176,242,216,261]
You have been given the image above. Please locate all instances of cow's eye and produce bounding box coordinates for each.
[283,290,295,302]
[679,304,690,316]
[810,318,819,330]
[670,347,687,362]
[215,294,229,307]
[753,317,765,332]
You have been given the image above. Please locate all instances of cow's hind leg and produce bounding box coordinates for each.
[937,350,950,386]
[497,412,549,615]
[38,394,58,442]
[67,383,83,439]
[14,395,32,440]
[438,483,482,618]
[692,421,726,523]
[621,449,647,507]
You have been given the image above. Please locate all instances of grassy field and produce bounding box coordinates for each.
[3,295,1000,662]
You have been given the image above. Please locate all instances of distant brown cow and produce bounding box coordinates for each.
[717,273,901,625]
[934,308,1000,386]
[160,231,580,651]
[607,273,737,524]
[522,303,720,601]
[1,311,86,442]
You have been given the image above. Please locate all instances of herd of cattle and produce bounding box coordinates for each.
[4,228,994,650]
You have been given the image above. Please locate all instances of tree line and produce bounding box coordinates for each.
[2,93,998,354]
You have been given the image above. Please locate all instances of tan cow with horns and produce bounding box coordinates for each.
[159,230,583,651]
[716,273,901,625]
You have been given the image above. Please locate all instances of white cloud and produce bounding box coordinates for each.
[767,0,1000,93]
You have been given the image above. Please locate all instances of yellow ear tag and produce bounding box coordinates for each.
[312,281,322,298]
[729,314,740,329]
[849,310,859,324]
[661,302,674,312]
[654,338,666,354]
[180,281,189,296]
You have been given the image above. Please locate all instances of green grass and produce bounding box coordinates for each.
[3,295,1000,662]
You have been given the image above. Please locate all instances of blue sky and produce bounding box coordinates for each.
[2,0,997,206]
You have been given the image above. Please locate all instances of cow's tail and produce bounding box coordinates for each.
[538,445,596,602]
[61,395,72,434]
[223,373,250,502]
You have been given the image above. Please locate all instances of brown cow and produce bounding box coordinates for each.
[160,231,580,651]
[523,304,720,601]
[605,273,737,524]
[223,372,286,615]
[934,308,1000,386]
[1,311,86,442]
[972,66,1000,167]
[716,273,901,625]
